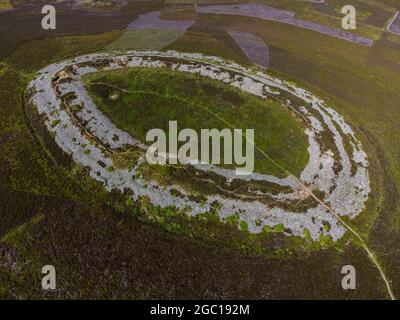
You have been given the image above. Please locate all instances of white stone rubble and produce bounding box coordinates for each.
[28,50,370,241]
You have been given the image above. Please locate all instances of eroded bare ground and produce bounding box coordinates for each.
[196,3,373,45]
[226,29,269,68]
[387,12,400,35]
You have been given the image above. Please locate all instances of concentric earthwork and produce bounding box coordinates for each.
[27,50,370,243]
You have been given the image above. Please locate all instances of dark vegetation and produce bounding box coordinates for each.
[0,0,399,299]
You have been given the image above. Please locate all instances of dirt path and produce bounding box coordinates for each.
[94,79,395,299]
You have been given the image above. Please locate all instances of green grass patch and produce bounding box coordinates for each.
[84,67,309,177]
[0,0,12,11]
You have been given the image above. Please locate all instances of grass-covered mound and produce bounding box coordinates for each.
[83,67,309,177]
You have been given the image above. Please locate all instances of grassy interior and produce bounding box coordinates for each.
[1,0,400,299]
[83,67,309,177]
